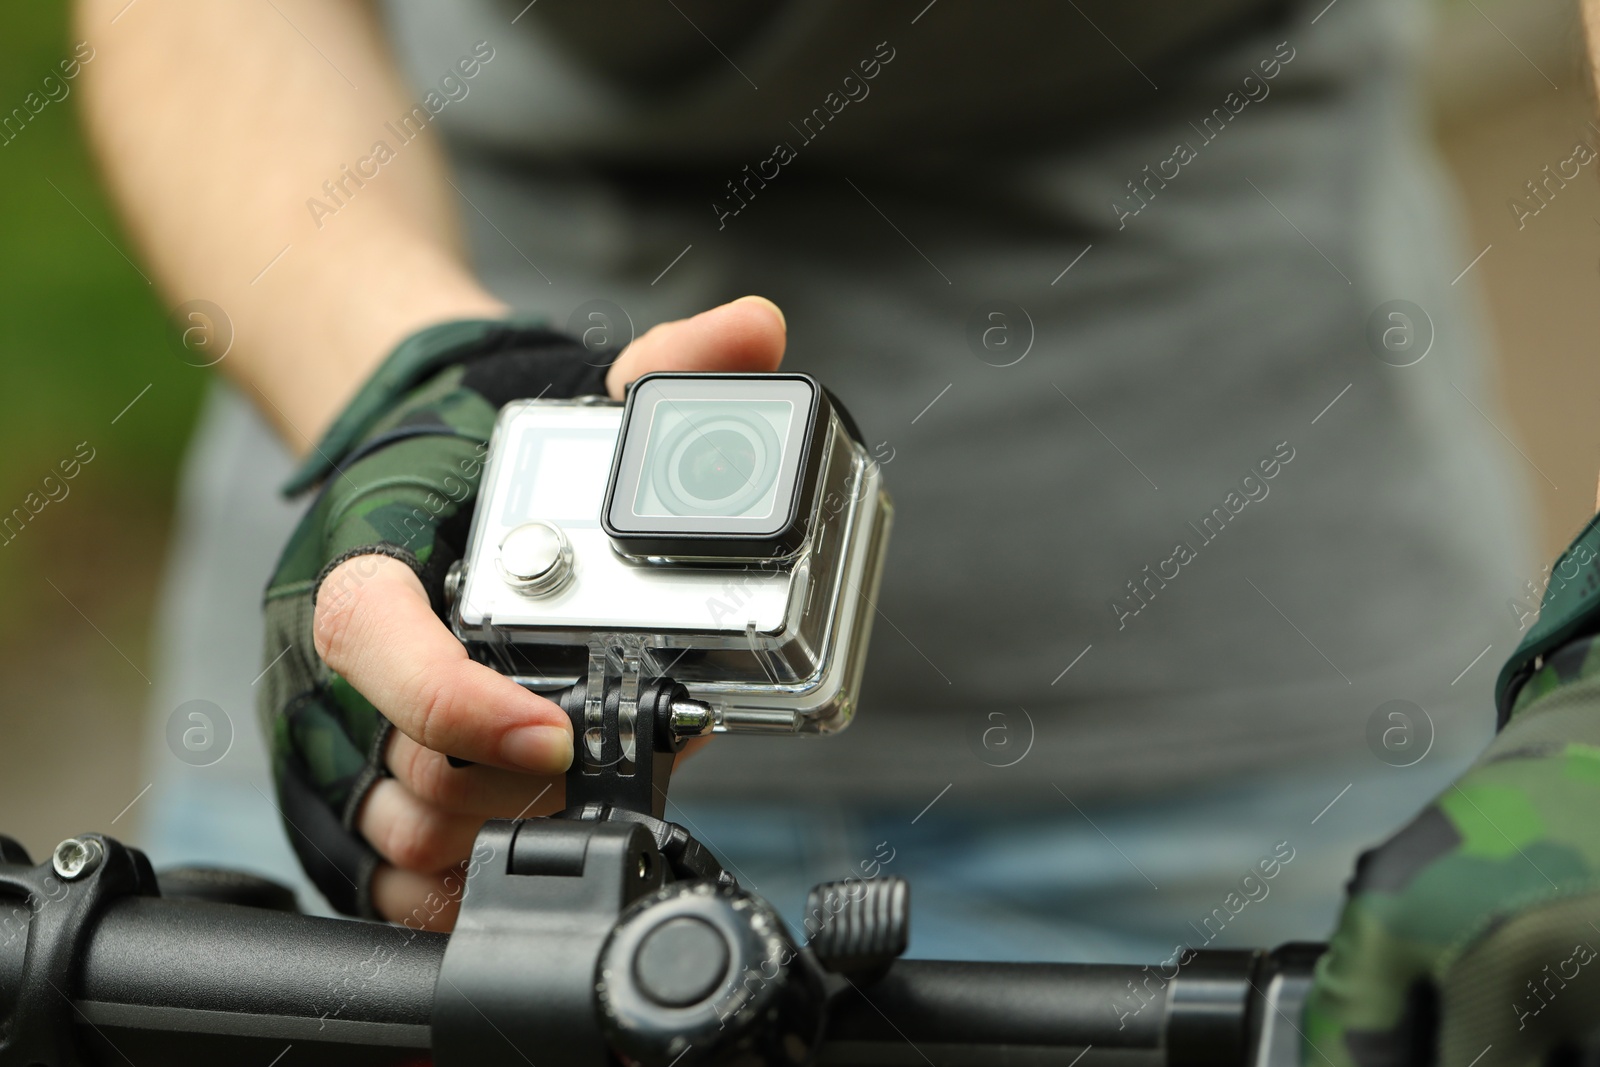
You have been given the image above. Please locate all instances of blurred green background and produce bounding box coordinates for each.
[0,7,204,584]
[1,4,202,852]
[1,0,1598,860]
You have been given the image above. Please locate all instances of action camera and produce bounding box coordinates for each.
[448,372,892,737]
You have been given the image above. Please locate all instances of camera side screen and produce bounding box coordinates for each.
[603,374,825,558]
[502,429,616,527]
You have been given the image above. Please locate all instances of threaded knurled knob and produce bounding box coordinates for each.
[804,875,909,975]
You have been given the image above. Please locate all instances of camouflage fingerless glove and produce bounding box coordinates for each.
[256,319,616,917]
[1304,517,1600,1066]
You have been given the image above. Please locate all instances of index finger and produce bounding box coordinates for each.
[604,295,786,399]
[313,554,572,773]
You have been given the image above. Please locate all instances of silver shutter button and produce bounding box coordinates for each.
[496,521,573,597]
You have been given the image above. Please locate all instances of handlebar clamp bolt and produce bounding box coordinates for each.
[51,837,102,881]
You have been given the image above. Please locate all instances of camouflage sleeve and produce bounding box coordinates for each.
[256,320,616,917]
[1304,514,1600,1066]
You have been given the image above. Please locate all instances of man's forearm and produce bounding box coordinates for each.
[75,0,506,450]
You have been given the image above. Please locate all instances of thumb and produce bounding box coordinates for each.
[606,295,787,399]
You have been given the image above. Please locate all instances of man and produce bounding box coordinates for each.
[75,1,1597,1060]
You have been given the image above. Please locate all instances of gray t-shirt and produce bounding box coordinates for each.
[168,0,1533,813]
[385,0,1287,161]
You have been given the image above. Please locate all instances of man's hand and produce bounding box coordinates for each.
[265,297,784,929]
[1303,479,1600,1065]
[1302,735,1600,1065]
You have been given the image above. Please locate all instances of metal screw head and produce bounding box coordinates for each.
[52,837,101,880]
[444,559,465,609]
[668,699,714,741]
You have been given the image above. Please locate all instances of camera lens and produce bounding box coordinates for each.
[677,429,758,502]
[651,409,782,517]
[603,375,826,558]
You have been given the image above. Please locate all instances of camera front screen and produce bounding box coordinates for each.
[603,374,825,558]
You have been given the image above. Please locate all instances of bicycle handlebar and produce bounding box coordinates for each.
[72,895,440,1065]
[0,827,1323,1067]
[57,894,1319,1067]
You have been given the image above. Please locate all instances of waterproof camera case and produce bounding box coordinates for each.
[448,372,892,738]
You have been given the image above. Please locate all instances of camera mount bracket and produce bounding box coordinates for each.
[556,636,712,819]
[451,635,713,815]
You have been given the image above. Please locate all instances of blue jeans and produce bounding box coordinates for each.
[144,739,1469,965]
[667,750,1472,964]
